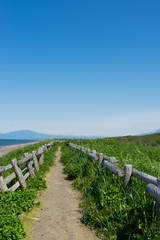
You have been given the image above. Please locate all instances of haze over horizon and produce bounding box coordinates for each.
[1,1,160,136]
[0,128,160,139]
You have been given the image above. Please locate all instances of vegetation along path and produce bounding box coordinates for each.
[31,146,98,240]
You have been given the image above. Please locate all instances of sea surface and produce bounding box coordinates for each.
[0,139,35,147]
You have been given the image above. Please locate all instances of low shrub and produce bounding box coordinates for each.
[0,142,58,239]
[61,144,160,240]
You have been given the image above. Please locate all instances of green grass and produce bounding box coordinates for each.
[71,138,160,177]
[61,140,160,240]
[0,140,53,179]
[0,142,58,240]
[115,133,160,147]
[0,140,52,166]
[1,138,160,239]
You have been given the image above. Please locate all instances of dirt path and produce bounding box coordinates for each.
[31,147,99,240]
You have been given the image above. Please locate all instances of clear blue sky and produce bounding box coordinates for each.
[0,0,160,136]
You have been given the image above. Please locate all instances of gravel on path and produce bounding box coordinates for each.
[31,147,99,240]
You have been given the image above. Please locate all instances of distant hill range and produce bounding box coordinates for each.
[0,130,98,140]
[0,129,159,140]
[138,128,160,136]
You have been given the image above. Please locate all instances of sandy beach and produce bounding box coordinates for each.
[0,142,37,158]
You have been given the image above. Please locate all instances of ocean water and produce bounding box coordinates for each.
[0,139,35,147]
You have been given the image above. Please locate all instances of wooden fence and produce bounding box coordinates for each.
[68,142,160,220]
[0,142,53,194]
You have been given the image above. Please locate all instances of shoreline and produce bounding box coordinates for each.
[0,142,38,158]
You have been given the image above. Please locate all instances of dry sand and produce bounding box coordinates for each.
[0,142,37,157]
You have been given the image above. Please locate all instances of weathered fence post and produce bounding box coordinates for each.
[27,161,35,177]
[109,157,118,164]
[92,150,96,155]
[32,151,39,172]
[92,150,98,161]
[124,164,132,191]
[23,153,35,178]
[39,154,44,165]
[98,153,104,164]
[37,147,44,165]
[0,174,8,193]
[84,147,88,153]
[44,144,48,152]
[11,159,26,190]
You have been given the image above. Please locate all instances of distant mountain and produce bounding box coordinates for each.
[138,129,160,136]
[0,130,99,140]
[0,130,52,140]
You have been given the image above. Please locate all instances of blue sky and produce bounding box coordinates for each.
[0,0,160,136]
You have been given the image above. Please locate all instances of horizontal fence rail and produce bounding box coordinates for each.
[0,142,53,193]
[68,142,160,220]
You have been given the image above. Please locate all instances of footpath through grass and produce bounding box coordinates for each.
[0,141,58,240]
[61,140,160,240]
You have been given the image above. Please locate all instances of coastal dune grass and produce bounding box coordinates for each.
[61,140,160,240]
[0,140,52,166]
[0,141,58,240]
[72,138,160,177]
[0,140,53,180]
[115,133,160,147]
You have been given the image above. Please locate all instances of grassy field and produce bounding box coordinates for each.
[0,141,58,240]
[61,135,160,240]
[1,134,160,239]
[72,137,160,176]
[115,133,160,147]
[0,140,52,166]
